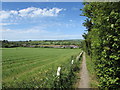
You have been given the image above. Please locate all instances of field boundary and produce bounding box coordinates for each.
[54,51,83,88]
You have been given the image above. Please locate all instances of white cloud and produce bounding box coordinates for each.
[1,25,48,34]
[1,26,83,40]
[45,34,81,38]
[32,34,82,40]
[0,29,11,32]
[10,10,18,15]
[0,23,18,26]
[0,7,64,19]
[0,11,10,19]
[18,28,47,34]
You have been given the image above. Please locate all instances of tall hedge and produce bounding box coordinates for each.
[81,2,120,88]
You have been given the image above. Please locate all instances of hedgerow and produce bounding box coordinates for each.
[81,2,120,88]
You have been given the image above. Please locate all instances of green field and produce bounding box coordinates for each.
[2,48,81,88]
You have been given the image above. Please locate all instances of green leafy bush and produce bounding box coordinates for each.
[81,2,120,88]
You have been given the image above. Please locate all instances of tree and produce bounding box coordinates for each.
[81,2,120,88]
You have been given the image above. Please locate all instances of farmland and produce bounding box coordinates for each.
[2,48,81,88]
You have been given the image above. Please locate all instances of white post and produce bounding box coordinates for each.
[71,60,74,64]
[57,67,61,76]
[79,51,83,57]
[76,51,83,61]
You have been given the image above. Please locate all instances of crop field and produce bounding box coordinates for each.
[2,48,81,88]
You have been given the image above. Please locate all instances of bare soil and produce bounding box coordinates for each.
[78,52,90,88]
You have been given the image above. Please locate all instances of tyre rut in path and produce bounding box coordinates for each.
[78,52,90,88]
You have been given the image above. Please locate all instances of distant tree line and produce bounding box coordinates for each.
[1,39,83,48]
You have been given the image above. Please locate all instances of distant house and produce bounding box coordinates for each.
[61,45,79,48]
[26,45,79,48]
[22,44,27,47]
[69,45,79,48]
[29,45,35,48]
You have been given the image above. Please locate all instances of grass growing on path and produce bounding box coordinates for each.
[86,54,99,88]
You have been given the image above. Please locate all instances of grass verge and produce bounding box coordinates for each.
[86,54,99,88]
[73,53,83,88]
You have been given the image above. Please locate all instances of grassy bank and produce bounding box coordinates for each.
[85,54,99,88]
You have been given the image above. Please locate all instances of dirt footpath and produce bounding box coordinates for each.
[78,52,90,88]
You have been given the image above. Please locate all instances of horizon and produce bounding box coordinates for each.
[1,38,84,41]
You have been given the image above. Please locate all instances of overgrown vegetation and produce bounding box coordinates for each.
[53,55,81,88]
[86,54,98,88]
[81,2,120,88]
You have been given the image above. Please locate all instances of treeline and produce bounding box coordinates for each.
[1,39,82,48]
[81,2,120,88]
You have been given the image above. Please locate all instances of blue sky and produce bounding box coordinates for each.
[1,2,86,41]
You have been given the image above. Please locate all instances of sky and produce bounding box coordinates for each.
[2,0,84,2]
[0,2,87,41]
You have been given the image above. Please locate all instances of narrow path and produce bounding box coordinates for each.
[78,52,90,88]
